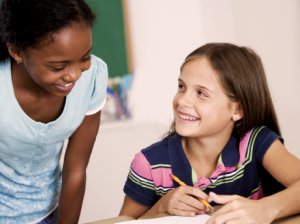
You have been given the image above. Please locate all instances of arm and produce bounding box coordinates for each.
[57,111,101,224]
[206,139,300,224]
[258,139,300,219]
[119,195,150,218]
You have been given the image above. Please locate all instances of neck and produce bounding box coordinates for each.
[181,129,233,177]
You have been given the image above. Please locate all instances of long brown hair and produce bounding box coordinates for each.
[166,43,281,138]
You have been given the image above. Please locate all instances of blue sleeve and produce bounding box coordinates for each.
[123,152,159,207]
[254,126,283,163]
[86,55,108,115]
[253,127,286,196]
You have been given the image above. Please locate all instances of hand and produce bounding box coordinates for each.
[205,192,274,224]
[154,186,209,217]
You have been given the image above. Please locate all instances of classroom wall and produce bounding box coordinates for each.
[127,0,300,154]
[79,1,300,223]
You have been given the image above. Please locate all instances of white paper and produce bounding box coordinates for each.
[115,214,210,224]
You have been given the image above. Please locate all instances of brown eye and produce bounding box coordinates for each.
[197,90,208,97]
[80,56,91,62]
[178,81,185,90]
[49,67,65,72]
[80,57,91,71]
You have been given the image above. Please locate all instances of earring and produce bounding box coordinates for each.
[16,60,21,64]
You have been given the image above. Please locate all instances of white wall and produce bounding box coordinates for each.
[127,0,300,155]
[127,0,205,126]
[80,1,300,223]
[79,121,167,223]
[232,0,300,153]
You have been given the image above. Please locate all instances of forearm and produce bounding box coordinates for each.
[140,201,165,218]
[58,170,87,224]
[260,179,300,221]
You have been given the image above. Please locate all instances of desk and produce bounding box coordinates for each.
[86,213,300,224]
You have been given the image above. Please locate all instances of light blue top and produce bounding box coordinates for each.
[0,55,108,224]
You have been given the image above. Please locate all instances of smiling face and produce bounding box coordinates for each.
[173,57,243,140]
[9,22,92,97]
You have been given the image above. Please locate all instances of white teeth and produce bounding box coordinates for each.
[179,114,198,121]
[64,83,72,87]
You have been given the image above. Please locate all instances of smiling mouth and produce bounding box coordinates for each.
[178,113,199,121]
[62,83,72,87]
[55,82,75,92]
[56,82,72,87]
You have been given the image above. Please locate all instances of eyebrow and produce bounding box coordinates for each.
[46,47,92,64]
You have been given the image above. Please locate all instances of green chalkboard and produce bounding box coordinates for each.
[86,0,129,78]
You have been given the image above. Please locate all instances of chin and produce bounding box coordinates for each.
[175,128,193,137]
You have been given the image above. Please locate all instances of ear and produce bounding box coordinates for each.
[7,43,23,64]
[231,102,243,122]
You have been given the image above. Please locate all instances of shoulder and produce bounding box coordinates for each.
[75,55,107,86]
[250,126,282,147]
[142,137,170,155]
[85,55,108,85]
[141,134,181,165]
[79,55,108,84]
[78,55,108,96]
[130,135,180,172]
[243,126,283,162]
[241,126,282,146]
[90,55,108,73]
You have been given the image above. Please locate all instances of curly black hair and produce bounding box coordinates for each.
[0,0,95,60]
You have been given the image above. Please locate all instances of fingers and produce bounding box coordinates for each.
[172,208,205,217]
[180,193,206,211]
[208,192,241,204]
[188,186,210,200]
[165,186,208,216]
[180,186,209,209]
[170,203,202,217]
[206,206,259,224]
[206,201,244,224]
[205,196,259,224]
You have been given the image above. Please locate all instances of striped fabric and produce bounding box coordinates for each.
[123,126,285,207]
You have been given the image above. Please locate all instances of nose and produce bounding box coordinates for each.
[177,91,194,108]
[63,65,83,82]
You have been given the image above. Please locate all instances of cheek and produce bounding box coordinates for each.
[24,60,43,77]
[26,66,57,85]
[23,64,40,81]
[82,60,91,72]
[172,94,179,109]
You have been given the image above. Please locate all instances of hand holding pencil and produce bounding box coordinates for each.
[170,174,214,212]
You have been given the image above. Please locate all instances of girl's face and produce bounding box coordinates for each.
[173,57,242,139]
[14,22,92,97]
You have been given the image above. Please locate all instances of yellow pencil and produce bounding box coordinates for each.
[170,174,214,212]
